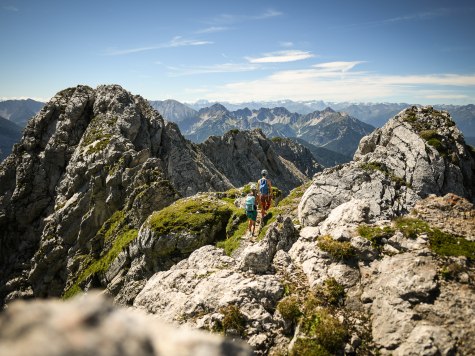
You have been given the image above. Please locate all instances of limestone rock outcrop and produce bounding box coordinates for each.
[0,85,233,304]
[199,130,318,194]
[0,292,251,356]
[0,84,318,307]
[299,106,475,227]
[134,219,299,354]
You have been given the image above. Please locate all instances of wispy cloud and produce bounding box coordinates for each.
[247,50,315,63]
[167,63,259,76]
[208,9,282,25]
[280,41,294,48]
[423,93,470,100]
[198,61,475,104]
[105,36,213,55]
[334,8,461,30]
[254,9,282,20]
[312,61,365,72]
[165,36,213,48]
[195,26,230,34]
[3,5,19,11]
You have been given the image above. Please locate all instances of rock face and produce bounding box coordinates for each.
[199,130,320,194]
[0,84,318,307]
[299,106,475,227]
[134,218,299,354]
[0,85,233,304]
[0,293,251,356]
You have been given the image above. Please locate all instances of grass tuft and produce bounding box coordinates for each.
[317,235,354,260]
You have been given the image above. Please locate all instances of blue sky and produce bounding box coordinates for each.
[1,0,475,104]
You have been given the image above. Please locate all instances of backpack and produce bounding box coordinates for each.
[245,195,255,212]
[259,178,269,195]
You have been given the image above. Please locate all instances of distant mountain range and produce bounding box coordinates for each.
[150,100,374,158]
[185,99,475,136]
[0,99,44,127]
[0,116,22,161]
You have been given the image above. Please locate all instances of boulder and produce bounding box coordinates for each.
[0,292,251,356]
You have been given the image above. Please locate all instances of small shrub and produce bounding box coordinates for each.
[271,136,286,143]
[440,262,465,280]
[277,296,301,323]
[317,235,354,260]
[357,224,395,248]
[394,217,430,239]
[290,338,329,356]
[403,112,418,123]
[228,129,240,135]
[360,162,388,174]
[300,308,348,354]
[314,278,345,306]
[221,304,246,336]
[427,138,446,155]
[419,129,438,141]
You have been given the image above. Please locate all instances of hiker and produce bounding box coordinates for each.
[257,169,272,219]
[245,184,258,236]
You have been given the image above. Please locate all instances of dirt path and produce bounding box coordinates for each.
[230,208,264,259]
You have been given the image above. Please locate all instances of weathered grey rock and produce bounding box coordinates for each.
[413,193,475,241]
[299,106,475,227]
[395,324,455,356]
[288,233,360,289]
[360,253,441,353]
[239,217,298,273]
[0,84,236,305]
[0,292,251,356]
[199,129,311,194]
[133,246,283,339]
[318,198,370,239]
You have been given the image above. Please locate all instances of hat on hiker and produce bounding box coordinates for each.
[261,169,268,176]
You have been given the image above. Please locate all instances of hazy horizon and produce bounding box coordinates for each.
[1,0,475,105]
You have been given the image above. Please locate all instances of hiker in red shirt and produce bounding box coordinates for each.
[257,169,272,220]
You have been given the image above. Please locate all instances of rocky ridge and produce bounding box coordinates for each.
[131,106,475,355]
[1,95,475,355]
[199,131,322,194]
[299,106,475,227]
[0,85,315,306]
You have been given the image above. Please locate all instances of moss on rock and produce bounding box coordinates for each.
[148,196,232,236]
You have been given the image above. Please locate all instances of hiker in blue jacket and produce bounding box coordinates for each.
[257,169,272,219]
[245,184,258,236]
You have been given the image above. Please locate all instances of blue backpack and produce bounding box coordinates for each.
[245,195,256,212]
[259,178,269,195]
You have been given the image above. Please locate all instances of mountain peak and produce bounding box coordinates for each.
[322,107,335,114]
